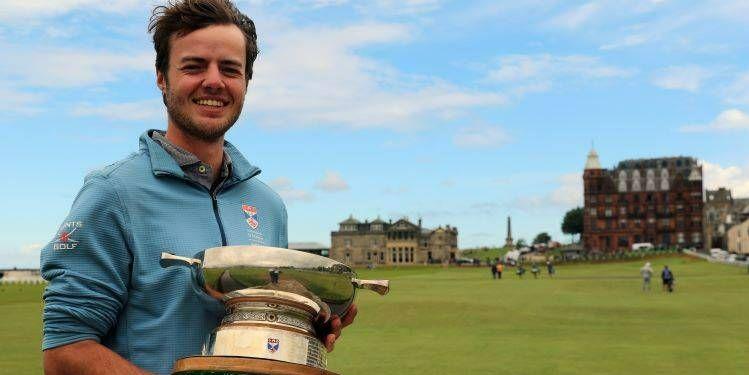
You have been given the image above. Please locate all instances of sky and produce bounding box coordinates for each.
[2,0,749,268]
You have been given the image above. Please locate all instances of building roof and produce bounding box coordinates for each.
[371,216,386,224]
[584,148,601,170]
[339,214,360,225]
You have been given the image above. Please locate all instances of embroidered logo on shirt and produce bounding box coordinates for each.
[242,204,259,229]
[52,221,83,251]
[267,337,280,353]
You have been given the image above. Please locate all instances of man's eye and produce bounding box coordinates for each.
[182,65,201,71]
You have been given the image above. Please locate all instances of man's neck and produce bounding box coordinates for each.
[165,124,224,181]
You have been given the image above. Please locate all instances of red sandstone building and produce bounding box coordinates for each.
[582,149,704,251]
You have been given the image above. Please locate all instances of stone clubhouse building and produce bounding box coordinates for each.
[330,216,458,266]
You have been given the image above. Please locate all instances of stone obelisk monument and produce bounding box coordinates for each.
[504,216,514,248]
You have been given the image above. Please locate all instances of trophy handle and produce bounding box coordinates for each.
[160,252,202,268]
[352,278,390,296]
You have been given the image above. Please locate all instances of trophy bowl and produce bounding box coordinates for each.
[160,245,389,375]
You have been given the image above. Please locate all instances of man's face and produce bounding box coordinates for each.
[157,24,247,142]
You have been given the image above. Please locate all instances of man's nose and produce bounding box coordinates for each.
[202,64,226,91]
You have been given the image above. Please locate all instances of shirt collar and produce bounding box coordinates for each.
[139,130,260,184]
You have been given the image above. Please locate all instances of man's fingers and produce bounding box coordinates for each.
[325,333,336,352]
[329,315,342,337]
[341,304,358,328]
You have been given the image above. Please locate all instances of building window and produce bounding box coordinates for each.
[605,196,612,203]
[380,252,384,262]
[605,208,612,217]
[677,232,685,243]
[618,236,628,247]
[367,252,371,261]
[590,208,597,217]
[344,239,352,248]
[691,232,701,243]
[619,220,627,229]
[591,196,597,204]
[619,206,626,215]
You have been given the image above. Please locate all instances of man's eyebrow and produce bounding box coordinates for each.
[179,56,207,64]
[220,59,243,68]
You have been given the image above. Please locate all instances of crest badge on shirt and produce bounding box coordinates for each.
[242,204,265,245]
[242,204,259,229]
[52,221,83,251]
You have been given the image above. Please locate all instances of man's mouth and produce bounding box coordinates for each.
[193,98,227,107]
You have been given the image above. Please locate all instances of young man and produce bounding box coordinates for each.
[661,265,675,293]
[40,1,354,374]
[640,262,653,292]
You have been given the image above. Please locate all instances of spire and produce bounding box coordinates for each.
[504,216,514,248]
[585,147,601,170]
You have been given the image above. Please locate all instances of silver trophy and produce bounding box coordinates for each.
[160,245,389,375]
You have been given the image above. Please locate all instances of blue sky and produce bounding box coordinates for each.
[2,0,749,268]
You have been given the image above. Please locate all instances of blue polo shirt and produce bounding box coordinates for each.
[41,130,288,374]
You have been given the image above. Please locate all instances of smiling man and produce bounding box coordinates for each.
[40,1,354,374]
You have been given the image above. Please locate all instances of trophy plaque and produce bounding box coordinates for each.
[160,245,390,375]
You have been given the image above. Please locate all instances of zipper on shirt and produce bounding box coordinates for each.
[211,190,228,247]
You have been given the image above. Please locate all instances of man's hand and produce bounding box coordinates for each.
[318,304,358,352]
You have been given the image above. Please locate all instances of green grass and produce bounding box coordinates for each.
[460,246,510,261]
[0,283,45,373]
[2,257,748,374]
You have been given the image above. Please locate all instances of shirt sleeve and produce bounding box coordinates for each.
[40,175,132,350]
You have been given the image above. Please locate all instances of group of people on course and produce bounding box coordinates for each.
[490,259,555,279]
[640,262,675,292]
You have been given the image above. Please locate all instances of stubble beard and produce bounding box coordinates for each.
[163,85,244,142]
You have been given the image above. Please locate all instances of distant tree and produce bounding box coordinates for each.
[561,207,584,242]
[515,239,527,248]
[533,232,551,244]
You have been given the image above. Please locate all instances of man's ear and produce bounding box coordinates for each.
[156,71,166,92]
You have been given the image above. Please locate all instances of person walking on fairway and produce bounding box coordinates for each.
[640,262,653,291]
[490,261,498,279]
[517,265,526,279]
[546,260,554,277]
[496,262,504,279]
[531,262,540,279]
[661,265,675,292]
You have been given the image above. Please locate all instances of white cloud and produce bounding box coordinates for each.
[0,0,145,21]
[363,0,442,15]
[246,22,506,130]
[724,72,749,106]
[511,172,583,211]
[599,33,650,51]
[270,177,314,202]
[20,243,44,255]
[547,2,602,30]
[315,171,349,192]
[0,87,45,115]
[652,65,712,93]
[0,44,152,88]
[453,125,509,149]
[486,54,634,94]
[680,109,749,132]
[71,100,164,121]
[702,160,749,196]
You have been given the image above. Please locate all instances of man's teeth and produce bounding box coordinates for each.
[195,99,224,107]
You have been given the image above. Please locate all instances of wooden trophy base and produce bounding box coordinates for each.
[172,356,340,375]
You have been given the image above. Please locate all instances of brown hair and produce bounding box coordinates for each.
[148,0,259,81]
